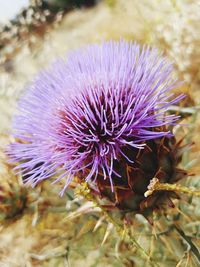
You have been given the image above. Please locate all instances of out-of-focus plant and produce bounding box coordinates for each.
[44,0,97,10]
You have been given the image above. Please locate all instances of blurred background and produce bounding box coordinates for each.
[0,0,200,266]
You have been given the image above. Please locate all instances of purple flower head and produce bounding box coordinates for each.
[9,40,184,195]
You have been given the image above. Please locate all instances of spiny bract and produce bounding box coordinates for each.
[9,40,184,202]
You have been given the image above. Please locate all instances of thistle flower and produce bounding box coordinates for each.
[9,40,185,211]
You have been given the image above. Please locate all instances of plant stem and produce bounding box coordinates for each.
[144,178,200,198]
[76,182,159,267]
[173,225,200,264]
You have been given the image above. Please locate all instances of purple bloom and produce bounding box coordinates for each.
[9,40,183,195]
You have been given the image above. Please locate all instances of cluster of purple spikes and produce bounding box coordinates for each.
[9,40,183,195]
